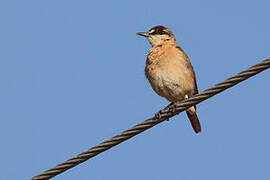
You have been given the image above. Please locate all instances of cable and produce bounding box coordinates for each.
[31,59,270,180]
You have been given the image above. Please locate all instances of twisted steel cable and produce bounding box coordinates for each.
[32,59,270,180]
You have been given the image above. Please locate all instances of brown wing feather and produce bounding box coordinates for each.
[176,46,199,95]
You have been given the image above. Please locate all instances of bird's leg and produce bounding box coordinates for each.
[155,102,174,121]
[168,102,177,114]
[154,109,165,120]
[166,102,176,121]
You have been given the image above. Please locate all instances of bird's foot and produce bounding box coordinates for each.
[155,108,171,121]
[155,109,164,120]
[154,103,175,121]
[168,102,177,114]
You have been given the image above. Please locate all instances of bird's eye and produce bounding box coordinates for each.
[157,29,166,35]
[149,29,166,35]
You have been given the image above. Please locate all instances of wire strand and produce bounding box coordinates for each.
[32,59,270,180]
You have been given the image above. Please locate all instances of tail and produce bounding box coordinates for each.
[186,106,201,134]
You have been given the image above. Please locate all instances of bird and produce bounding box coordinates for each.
[137,25,201,133]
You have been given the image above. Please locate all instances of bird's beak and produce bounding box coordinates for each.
[136,32,149,37]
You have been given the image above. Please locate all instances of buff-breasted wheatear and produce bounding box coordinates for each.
[137,25,201,133]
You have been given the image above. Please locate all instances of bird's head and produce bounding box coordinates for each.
[137,25,176,47]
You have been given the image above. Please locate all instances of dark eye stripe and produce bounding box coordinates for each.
[149,29,167,35]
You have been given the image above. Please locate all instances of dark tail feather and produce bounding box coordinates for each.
[186,109,201,134]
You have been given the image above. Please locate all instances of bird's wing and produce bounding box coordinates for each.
[175,46,198,95]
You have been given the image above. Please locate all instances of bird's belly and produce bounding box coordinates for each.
[147,69,188,102]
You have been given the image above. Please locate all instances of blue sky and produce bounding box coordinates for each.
[0,0,270,179]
